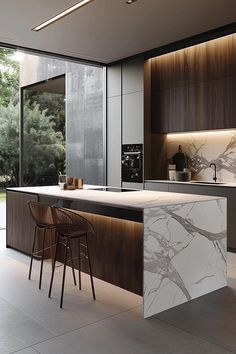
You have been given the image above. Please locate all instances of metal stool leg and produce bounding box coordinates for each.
[39,229,46,289]
[68,239,77,286]
[86,235,96,300]
[50,228,55,269]
[60,237,69,308]
[48,234,59,298]
[28,226,37,280]
[78,238,82,290]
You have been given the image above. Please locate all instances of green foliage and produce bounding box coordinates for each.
[0,48,19,107]
[0,101,19,186]
[0,99,65,187]
[26,90,65,138]
[0,48,66,187]
[23,100,65,186]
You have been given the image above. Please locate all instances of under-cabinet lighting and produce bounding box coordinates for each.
[167,129,236,138]
[32,0,95,31]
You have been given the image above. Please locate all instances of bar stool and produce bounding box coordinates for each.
[48,207,96,308]
[28,201,76,290]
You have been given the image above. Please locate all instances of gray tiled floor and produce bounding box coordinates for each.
[1,229,236,354]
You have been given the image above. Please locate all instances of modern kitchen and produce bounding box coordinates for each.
[1,1,236,354]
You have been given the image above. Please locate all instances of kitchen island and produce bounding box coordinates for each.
[7,185,227,318]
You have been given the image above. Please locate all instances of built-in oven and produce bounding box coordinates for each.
[121,144,143,183]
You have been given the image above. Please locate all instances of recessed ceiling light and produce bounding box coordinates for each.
[126,0,138,4]
[32,0,95,31]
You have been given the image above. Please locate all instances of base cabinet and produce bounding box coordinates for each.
[6,190,143,295]
[145,182,236,251]
[6,191,53,257]
[145,182,169,192]
[6,191,38,255]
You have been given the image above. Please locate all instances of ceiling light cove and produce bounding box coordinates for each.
[32,0,95,31]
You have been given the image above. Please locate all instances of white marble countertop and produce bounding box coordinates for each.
[145,179,236,187]
[7,185,223,210]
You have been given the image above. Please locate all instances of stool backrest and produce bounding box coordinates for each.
[28,201,54,228]
[51,207,94,235]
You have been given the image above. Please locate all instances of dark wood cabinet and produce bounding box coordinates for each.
[6,191,38,255]
[6,191,52,258]
[6,190,143,295]
[150,34,236,133]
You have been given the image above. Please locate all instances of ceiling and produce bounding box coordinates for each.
[0,0,236,64]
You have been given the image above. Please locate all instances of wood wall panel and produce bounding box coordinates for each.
[206,36,236,80]
[78,211,143,296]
[144,60,152,179]
[35,195,143,295]
[185,43,207,84]
[150,34,236,133]
[6,191,53,258]
[7,191,144,295]
[206,76,235,129]
[6,191,38,255]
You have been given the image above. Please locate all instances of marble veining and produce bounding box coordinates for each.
[167,130,236,182]
[8,186,227,318]
[144,198,227,318]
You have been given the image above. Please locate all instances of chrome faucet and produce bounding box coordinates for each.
[209,163,217,182]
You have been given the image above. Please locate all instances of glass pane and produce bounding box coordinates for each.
[22,78,66,186]
[0,48,20,229]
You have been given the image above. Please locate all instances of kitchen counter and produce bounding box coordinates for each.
[7,184,223,210]
[145,179,236,187]
[6,185,227,318]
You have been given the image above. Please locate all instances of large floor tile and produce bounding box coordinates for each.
[154,284,236,353]
[33,306,233,354]
[0,298,53,354]
[10,347,39,354]
[204,319,236,353]
[156,290,233,334]
[0,239,142,336]
[1,230,236,354]
[227,266,236,278]
[227,252,236,270]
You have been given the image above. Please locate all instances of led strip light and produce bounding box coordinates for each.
[32,0,95,31]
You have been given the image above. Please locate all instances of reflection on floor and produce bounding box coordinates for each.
[1,229,236,354]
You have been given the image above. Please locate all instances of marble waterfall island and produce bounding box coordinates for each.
[144,198,226,318]
[6,186,227,318]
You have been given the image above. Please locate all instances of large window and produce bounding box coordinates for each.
[22,76,66,186]
[0,48,105,229]
[20,53,105,187]
[0,50,105,190]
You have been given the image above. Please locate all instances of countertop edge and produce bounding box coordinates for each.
[145,180,236,187]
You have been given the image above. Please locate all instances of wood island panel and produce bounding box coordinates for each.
[7,190,54,258]
[78,211,143,296]
[7,190,143,296]
[38,195,143,296]
[6,191,38,255]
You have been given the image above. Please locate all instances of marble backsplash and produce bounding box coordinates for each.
[166,130,236,182]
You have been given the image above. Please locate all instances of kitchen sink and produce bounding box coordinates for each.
[191,181,225,185]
